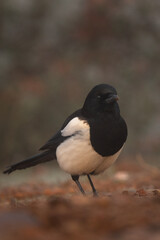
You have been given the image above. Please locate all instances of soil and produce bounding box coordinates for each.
[0,161,160,240]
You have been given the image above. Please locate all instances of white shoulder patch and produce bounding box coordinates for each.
[61,117,89,137]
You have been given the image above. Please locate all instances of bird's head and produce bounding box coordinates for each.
[82,84,120,117]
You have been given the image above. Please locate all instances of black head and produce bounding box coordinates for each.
[82,84,120,117]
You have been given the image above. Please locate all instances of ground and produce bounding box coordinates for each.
[0,160,160,240]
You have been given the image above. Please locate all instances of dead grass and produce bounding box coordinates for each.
[0,161,160,240]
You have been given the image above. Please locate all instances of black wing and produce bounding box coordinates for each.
[39,109,83,151]
[3,109,83,174]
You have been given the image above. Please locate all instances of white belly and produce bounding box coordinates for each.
[56,117,122,175]
[92,147,122,175]
[56,134,103,175]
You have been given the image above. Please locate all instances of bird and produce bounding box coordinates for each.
[3,84,127,196]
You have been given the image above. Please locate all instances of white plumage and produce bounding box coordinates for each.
[3,84,127,196]
[56,117,122,175]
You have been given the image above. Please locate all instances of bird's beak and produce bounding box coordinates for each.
[106,94,119,103]
[112,95,119,101]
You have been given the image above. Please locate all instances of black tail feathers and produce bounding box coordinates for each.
[3,150,55,174]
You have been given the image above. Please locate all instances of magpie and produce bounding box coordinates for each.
[3,84,127,196]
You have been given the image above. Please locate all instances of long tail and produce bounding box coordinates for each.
[3,150,55,174]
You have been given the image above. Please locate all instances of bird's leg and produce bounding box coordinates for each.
[71,175,85,195]
[87,174,98,197]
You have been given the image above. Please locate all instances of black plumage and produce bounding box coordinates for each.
[3,84,127,196]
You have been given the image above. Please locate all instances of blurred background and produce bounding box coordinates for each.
[0,0,160,181]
